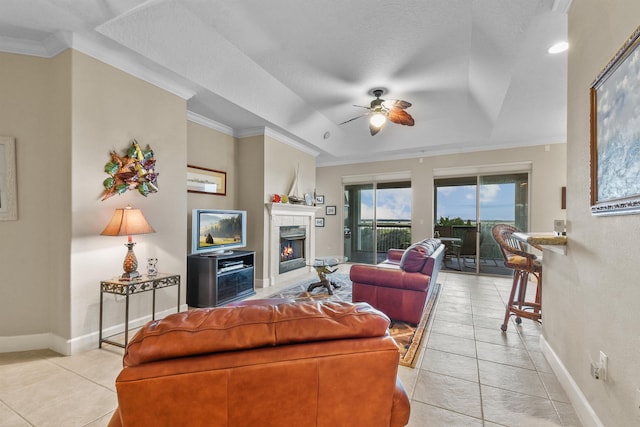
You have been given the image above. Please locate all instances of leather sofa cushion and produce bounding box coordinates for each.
[399,238,440,272]
[124,301,390,366]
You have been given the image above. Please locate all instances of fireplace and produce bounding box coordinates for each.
[279,226,306,274]
[265,202,319,287]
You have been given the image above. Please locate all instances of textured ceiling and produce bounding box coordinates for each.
[0,0,569,165]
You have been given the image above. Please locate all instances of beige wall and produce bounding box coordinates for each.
[316,143,566,257]
[69,51,187,351]
[0,52,71,340]
[541,2,640,426]
[236,134,317,287]
[186,121,237,252]
[237,135,267,284]
[0,50,189,354]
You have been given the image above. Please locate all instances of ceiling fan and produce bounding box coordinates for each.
[339,88,415,136]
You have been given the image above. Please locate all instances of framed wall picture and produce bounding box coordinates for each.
[187,165,226,196]
[590,24,640,215]
[315,194,325,205]
[0,136,17,221]
[315,217,325,227]
[326,205,336,215]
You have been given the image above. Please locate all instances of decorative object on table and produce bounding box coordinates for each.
[315,217,324,227]
[102,139,158,200]
[590,24,640,216]
[146,258,158,276]
[315,194,325,205]
[304,193,314,206]
[0,136,17,221]
[266,270,440,368]
[286,163,305,204]
[271,194,281,203]
[101,205,155,280]
[187,165,226,196]
[307,256,347,295]
[326,205,336,215]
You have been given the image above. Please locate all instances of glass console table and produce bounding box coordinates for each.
[99,273,180,348]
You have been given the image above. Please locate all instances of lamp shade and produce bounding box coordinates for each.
[101,206,155,237]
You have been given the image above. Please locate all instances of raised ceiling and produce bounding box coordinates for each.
[0,0,569,165]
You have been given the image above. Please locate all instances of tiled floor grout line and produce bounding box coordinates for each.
[418,277,487,423]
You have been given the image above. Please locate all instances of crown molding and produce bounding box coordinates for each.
[68,32,196,100]
[236,127,319,157]
[551,0,572,13]
[187,111,234,136]
[0,31,196,101]
[0,35,52,57]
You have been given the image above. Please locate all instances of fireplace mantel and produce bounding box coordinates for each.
[266,202,321,216]
[265,202,321,287]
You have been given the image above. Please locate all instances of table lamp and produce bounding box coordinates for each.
[101,205,155,280]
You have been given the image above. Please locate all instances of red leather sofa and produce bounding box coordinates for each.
[108,300,410,427]
[350,239,445,325]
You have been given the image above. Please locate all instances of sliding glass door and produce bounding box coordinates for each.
[478,173,529,275]
[344,181,412,264]
[434,172,529,275]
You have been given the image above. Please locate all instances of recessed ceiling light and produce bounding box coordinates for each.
[548,41,569,54]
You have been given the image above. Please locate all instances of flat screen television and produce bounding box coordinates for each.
[191,209,247,255]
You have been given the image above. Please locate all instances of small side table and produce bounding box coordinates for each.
[99,273,180,349]
[307,256,348,295]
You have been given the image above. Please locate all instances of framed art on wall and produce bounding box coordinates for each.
[0,136,17,221]
[326,205,336,215]
[315,195,325,205]
[187,165,227,196]
[590,24,640,216]
[315,217,325,227]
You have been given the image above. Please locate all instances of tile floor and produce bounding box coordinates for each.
[0,270,582,426]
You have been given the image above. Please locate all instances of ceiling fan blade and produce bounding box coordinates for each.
[388,109,415,126]
[383,99,412,110]
[369,122,383,136]
[339,114,368,125]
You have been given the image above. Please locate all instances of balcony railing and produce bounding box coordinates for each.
[352,222,412,253]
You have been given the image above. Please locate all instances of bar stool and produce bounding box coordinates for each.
[491,224,542,332]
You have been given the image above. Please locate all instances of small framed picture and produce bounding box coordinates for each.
[315,195,325,205]
[326,205,336,215]
[315,217,325,227]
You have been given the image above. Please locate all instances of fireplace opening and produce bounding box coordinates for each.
[279,226,306,274]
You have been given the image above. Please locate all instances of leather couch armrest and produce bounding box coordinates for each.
[390,377,411,427]
[387,248,405,263]
[107,407,122,427]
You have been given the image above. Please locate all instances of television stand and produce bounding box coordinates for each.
[187,250,255,307]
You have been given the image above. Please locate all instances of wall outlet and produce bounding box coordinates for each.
[599,351,608,381]
[590,362,600,379]
[554,219,566,235]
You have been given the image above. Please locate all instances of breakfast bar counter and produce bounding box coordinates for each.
[513,232,567,255]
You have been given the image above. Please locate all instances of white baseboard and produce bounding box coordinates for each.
[0,333,55,353]
[540,334,604,427]
[1,304,189,356]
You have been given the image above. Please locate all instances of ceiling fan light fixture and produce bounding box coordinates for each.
[370,112,387,128]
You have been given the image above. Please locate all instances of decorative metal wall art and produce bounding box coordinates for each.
[102,139,158,200]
